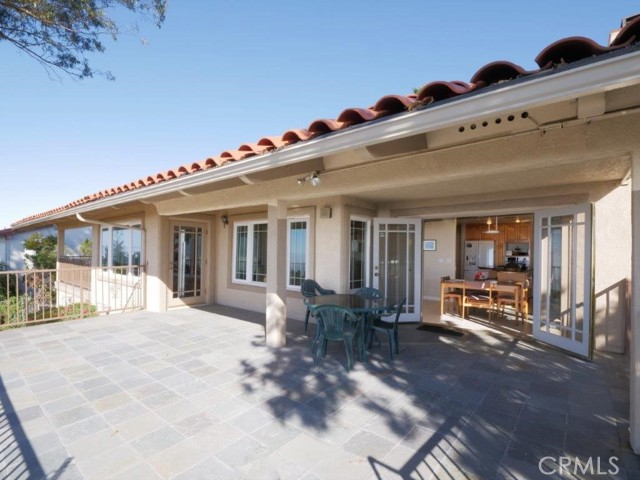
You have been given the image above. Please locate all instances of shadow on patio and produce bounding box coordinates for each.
[198,304,636,479]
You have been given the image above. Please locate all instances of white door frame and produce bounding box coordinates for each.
[533,204,593,358]
[168,221,207,307]
[372,218,422,322]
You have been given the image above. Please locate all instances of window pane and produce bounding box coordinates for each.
[289,221,307,286]
[101,228,109,267]
[112,227,130,267]
[349,220,367,289]
[235,225,248,280]
[131,225,142,267]
[253,223,268,283]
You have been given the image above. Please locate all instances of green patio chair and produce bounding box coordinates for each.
[312,304,360,372]
[367,298,406,360]
[301,279,335,333]
[353,287,383,299]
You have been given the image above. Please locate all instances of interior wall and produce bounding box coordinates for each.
[593,183,631,353]
[422,219,457,300]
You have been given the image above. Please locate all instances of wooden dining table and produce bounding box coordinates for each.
[440,279,525,321]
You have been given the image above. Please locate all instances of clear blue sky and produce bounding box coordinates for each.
[1,1,637,229]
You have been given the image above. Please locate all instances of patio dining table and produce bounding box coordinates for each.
[440,279,525,321]
[304,294,403,362]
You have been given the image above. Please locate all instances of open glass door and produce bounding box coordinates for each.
[169,223,206,307]
[533,205,592,357]
[373,218,422,322]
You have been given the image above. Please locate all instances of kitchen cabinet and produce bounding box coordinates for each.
[465,225,482,241]
[517,224,531,241]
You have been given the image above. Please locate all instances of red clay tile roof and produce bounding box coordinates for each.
[13,15,640,227]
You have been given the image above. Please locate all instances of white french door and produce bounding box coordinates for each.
[169,222,206,307]
[373,218,422,322]
[533,204,592,357]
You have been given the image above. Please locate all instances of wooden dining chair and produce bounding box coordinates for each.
[496,280,529,323]
[462,281,494,321]
[441,276,462,315]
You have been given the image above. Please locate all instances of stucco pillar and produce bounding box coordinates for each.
[144,211,168,313]
[631,151,640,454]
[266,199,287,347]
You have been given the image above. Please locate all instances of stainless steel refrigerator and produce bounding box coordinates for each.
[464,240,495,280]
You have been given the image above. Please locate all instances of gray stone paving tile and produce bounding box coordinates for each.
[146,439,209,479]
[107,462,164,480]
[57,415,110,444]
[173,455,242,480]
[110,411,167,440]
[173,410,220,438]
[49,404,98,429]
[82,382,123,401]
[250,419,303,450]
[102,401,148,426]
[130,425,185,458]
[215,435,271,470]
[228,406,277,434]
[190,421,246,453]
[41,393,88,416]
[139,389,182,410]
[74,443,140,479]
[277,432,340,471]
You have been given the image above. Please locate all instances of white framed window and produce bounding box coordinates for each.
[287,218,309,289]
[100,223,142,272]
[349,217,370,290]
[233,221,268,286]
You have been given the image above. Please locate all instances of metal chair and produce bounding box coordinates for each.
[312,305,360,372]
[367,298,406,360]
[301,279,336,333]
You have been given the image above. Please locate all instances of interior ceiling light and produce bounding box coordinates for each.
[515,216,521,223]
[297,171,321,187]
[484,216,500,234]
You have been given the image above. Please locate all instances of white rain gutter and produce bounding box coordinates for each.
[17,49,640,228]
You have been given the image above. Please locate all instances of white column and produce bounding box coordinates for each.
[266,199,287,347]
[631,151,640,454]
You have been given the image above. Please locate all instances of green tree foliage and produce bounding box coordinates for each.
[0,0,166,79]
[23,233,57,269]
[78,238,92,257]
[0,261,17,300]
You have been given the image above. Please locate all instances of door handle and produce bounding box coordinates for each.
[374,273,379,277]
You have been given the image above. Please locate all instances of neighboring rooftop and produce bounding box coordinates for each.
[13,14,640,227]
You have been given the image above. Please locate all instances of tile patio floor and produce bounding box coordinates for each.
[0,305,637,479]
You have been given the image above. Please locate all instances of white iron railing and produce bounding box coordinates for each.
[0,262,145,328]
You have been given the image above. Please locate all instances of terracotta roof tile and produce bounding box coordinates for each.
[13,18,640,226]
[535,36,616,68]
[470,61,532,86]
[609,14,640,46]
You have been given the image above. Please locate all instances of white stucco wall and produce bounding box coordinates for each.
[593,183,632,353]
[423,219,457,300]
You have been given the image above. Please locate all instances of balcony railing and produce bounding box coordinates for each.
[0,264,145,328]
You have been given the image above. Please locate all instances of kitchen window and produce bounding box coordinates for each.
[233,221,268,285]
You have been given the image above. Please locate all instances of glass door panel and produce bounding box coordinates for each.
[373,218,421,322]
[169,223,206,307]
[533,205,592,357]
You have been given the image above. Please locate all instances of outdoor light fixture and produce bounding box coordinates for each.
[297,171,321,187]
[220,214,229,227]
